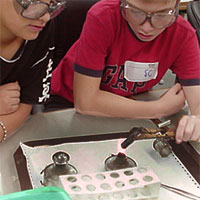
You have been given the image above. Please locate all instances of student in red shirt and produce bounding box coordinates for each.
[49,0,200,143]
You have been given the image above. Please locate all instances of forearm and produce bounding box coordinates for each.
[190,102,200,117]
[0,103,32,141]
[74,73,185,119]
[183,85,200,117]
[192,104,200,118]
[75,89,164,119]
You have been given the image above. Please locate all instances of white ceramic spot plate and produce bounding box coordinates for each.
[59,167,160,200]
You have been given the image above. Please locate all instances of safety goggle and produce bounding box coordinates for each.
[121,0,179,29]
[16,0,67,20]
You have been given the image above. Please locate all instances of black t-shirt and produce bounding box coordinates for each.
[0,21,55,104]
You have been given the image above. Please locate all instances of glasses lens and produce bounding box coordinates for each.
[22,3,48,19]
[152,13,176,28]
[49,4,66,19]
[123,2,178,29]
[127,7,146,25]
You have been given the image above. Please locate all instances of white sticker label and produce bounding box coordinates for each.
[124,61,159,82]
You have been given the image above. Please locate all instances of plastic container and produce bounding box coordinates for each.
[0,186,71,200]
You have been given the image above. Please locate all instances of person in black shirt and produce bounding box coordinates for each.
[0,0,67,142]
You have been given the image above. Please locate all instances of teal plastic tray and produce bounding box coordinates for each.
[0,187,71,200]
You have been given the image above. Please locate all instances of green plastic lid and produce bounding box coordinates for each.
[0,187,71,200]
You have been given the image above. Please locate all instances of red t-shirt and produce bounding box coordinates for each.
[51,0,200,103]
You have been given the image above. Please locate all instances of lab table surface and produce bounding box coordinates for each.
[0,90,199,197]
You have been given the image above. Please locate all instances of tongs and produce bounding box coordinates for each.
[161,183,200,200]
[121,126,175,149]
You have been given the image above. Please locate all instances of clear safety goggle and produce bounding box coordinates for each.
[16,0,67,19]
[121,0,179,29]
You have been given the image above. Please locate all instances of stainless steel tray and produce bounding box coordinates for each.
[14,132,200,200]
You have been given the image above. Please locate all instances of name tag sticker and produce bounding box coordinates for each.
[124,61,159,82]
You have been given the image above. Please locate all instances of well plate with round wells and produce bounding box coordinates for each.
[59,167,160,200]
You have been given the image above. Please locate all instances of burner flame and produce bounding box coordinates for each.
[117,138,126,154]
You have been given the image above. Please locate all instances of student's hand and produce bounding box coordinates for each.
[0,82,21,115]
[158,83,186,117]
[176,115,200,143]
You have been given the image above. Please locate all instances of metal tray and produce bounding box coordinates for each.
[14,131,200,193]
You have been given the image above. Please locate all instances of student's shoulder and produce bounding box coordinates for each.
[174,15,196,34]
[88,0,121,17]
